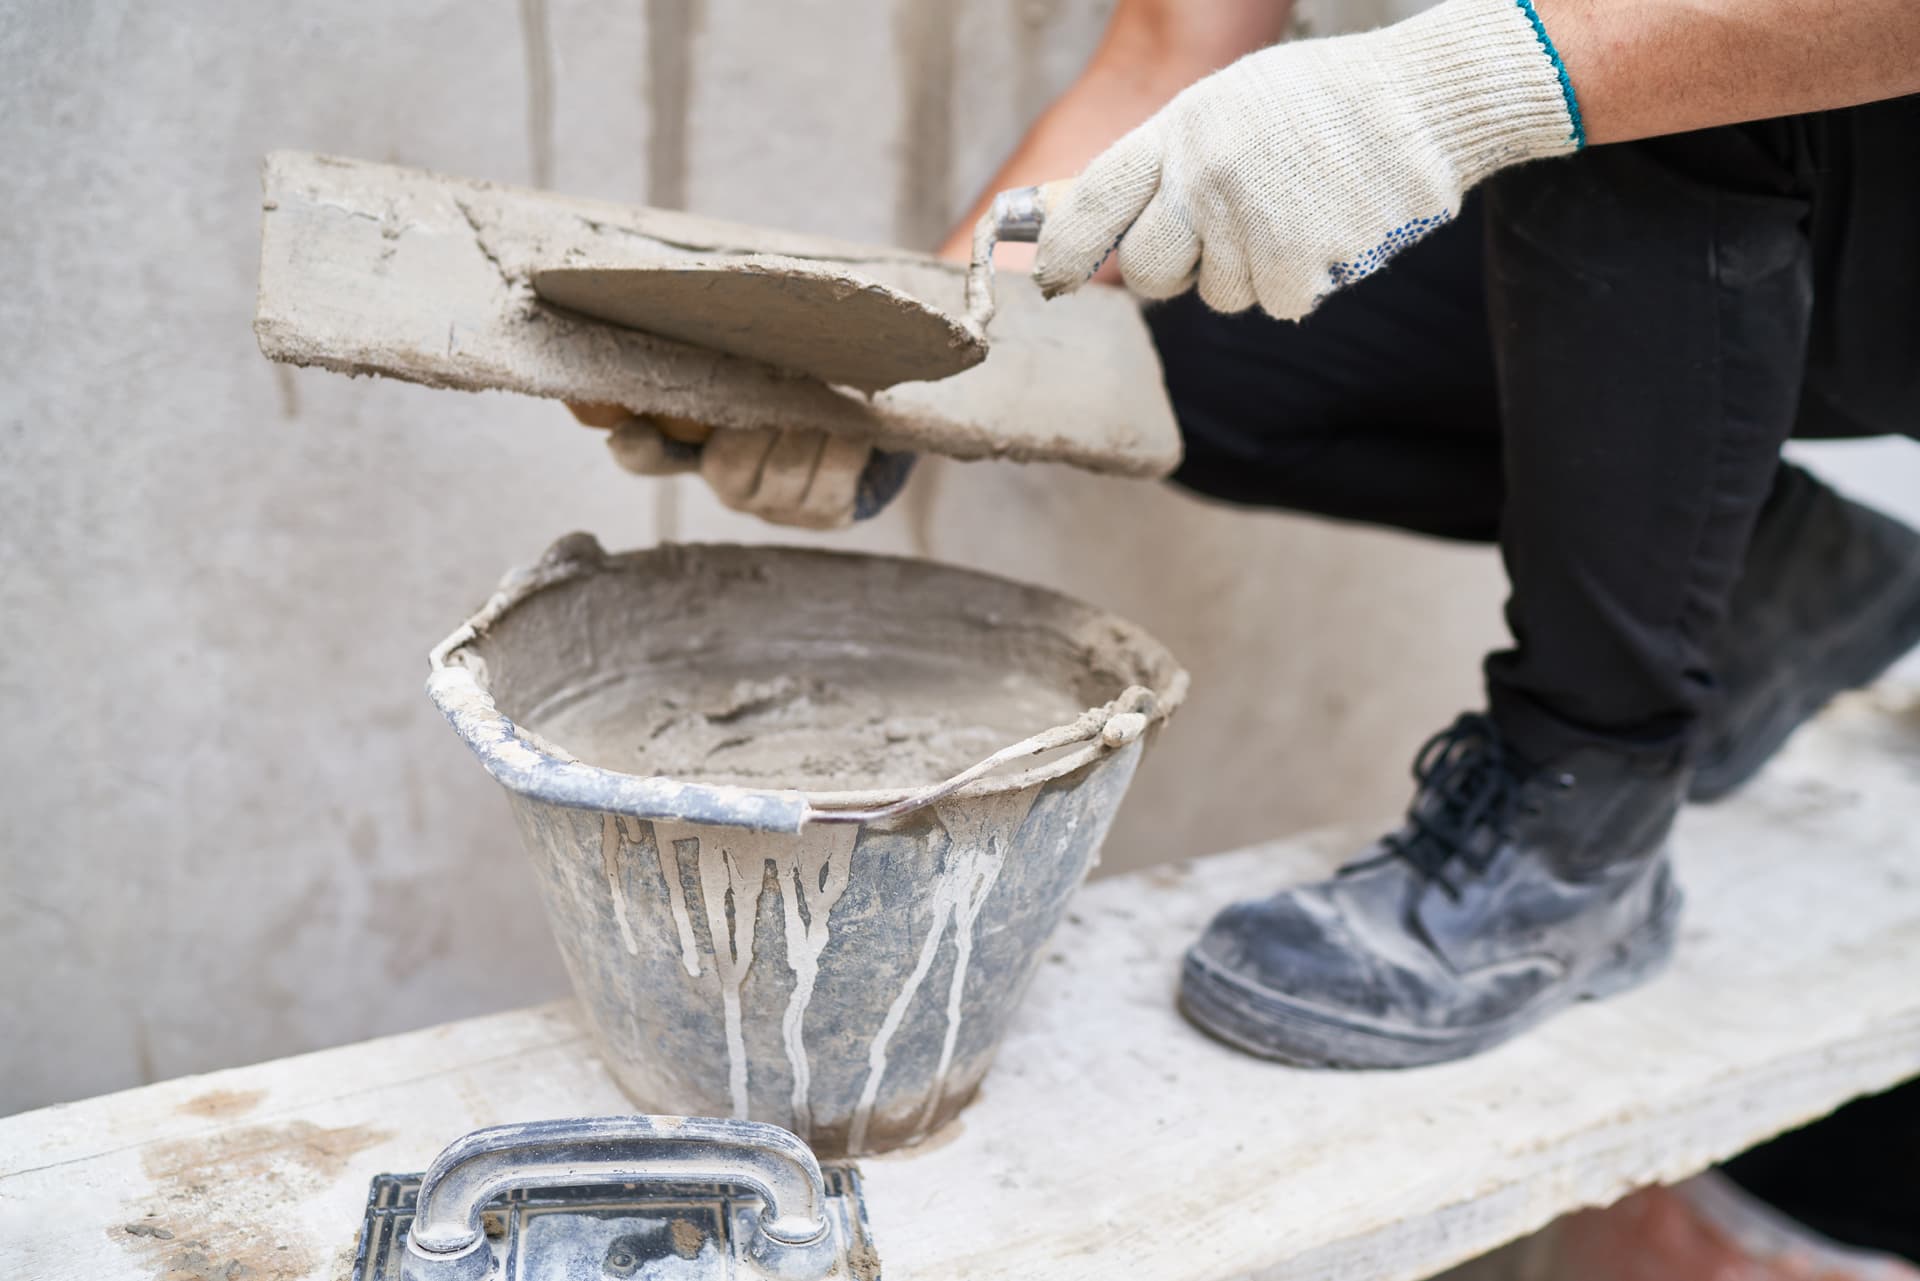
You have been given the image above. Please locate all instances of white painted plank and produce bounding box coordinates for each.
[4,688,1916,1281]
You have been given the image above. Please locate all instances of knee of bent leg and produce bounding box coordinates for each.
[1145,293,1344,505]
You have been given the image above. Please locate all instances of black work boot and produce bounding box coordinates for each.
[1693,464,1920,802]
[1179,715,1686,1068]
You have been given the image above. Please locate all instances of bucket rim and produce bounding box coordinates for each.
[426,534,1189,834]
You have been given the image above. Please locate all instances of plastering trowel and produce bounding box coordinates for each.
[254,153,1177,478]
[528,181,1064,393]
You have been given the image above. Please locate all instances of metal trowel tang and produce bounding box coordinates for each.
[351,1116,880,1281]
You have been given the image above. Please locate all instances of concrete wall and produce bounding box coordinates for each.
[2,1,1912,1116]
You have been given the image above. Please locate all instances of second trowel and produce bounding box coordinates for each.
[529,183,1062,392]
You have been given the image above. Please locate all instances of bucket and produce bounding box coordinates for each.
[428,534,1186,1155]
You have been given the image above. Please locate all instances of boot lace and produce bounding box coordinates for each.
[1357,713,1531,899]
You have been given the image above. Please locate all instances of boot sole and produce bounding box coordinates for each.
[1177,885,1684,1070]
[1691,552,1920,803]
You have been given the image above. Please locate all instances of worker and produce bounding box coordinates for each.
[594,0,1917,1064]
[967,0,1920,1070]
[579,0,1918,1266]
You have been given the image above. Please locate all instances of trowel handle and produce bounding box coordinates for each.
[402,1116,833,1281]
[986,180,1070,244]
[964,178,1073,330]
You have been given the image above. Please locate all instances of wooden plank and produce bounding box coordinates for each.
[253,151,1181,478]
[6,688,1917,1281]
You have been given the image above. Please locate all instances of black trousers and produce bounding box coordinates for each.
[1147,97,1920,766]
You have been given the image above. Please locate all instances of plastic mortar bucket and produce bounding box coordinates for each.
[427,534,1187,1155]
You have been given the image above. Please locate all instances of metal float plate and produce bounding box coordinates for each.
[350,1165,879,1281]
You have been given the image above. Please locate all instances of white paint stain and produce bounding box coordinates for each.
[773,825,857,1137]
[655,830,704,978]
[601,813,640,956]
[655,822,859,1132]
[914,790,1033,1136]
[848,788,1037,1153]
[848,877,955,1155]
[692,830,768,1121]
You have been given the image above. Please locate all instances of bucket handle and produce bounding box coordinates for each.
[804,684,1156,825]
[430,659,1156,834]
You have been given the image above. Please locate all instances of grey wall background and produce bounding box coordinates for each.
[2,0,1914,1115]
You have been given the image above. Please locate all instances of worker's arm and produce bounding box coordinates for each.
[1545,0,1920,144]
[1035,0,1920,319]
[934,0,1294,269]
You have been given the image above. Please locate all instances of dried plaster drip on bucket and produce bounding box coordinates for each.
[651,822,857,1128]
[655,822,772,1121]
[655,832,704,978]
[847,787,1039,1154]
[915,789,1037,1136]
[773,825,856,1136]
[601,815,642,956]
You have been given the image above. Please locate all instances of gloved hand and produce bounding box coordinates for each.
[570,405,914,530]
[1033,0,1583,320]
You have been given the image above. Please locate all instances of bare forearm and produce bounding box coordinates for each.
[932,64,1189,261]
[1546,0,1920,145]
[935,0,1294,262]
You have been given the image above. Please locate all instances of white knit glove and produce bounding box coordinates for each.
[693,425,878,530]
[1033,0,1583,319]
[575,409,913,530]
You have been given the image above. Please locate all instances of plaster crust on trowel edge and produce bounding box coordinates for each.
[253,151,1180,478]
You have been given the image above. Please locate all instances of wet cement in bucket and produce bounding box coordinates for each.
[482,540,1163,796]
[534,655,1088,791]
